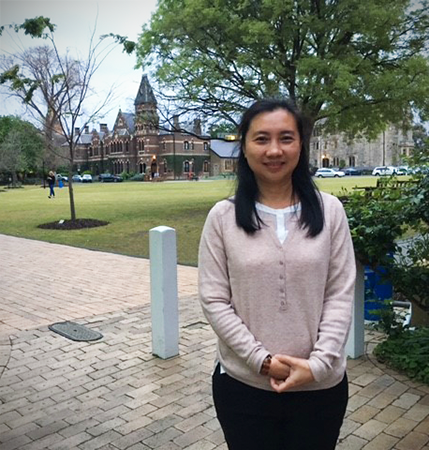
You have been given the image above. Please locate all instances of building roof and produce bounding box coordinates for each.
[121,112,135,134]
[210,139,239,158]
[134,74,157,106]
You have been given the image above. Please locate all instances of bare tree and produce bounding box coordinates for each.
[0,17,117,220]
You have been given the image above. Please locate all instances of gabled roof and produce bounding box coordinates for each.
[210,139,239,158]
[134,74,157,106]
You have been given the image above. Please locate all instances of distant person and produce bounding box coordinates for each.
[198,99,356,450]
[47,171,56,198]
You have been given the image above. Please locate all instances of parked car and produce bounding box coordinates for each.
[98,173,123,182]
[56,174,68,182]
[343,167,362,176]
[314,168,346,178]
[395,166,409,175]
[72,174,82,182]
[372,166,396,176]
[81,174,93,183]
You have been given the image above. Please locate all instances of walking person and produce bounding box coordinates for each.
[198,99,356,450]
[47,171,56,198]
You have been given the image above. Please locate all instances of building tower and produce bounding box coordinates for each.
[134,75,160,176]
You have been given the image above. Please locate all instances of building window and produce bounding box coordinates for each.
[183,160,190,172]
[224,159,232,171]
[191,141,194,150]
[184,141,190,150]
[203,160,209,172]
[163,158,168,172]
[162,141,166,150]
[349,156,356,167]
[333,157,339,167]
[126,141,129,153]
[204,142,208,151]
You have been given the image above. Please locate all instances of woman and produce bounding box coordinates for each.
[198,99,356,450]
[47,171,56,198]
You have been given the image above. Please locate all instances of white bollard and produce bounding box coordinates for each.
[149,226,179,359]
[345,260,365,359]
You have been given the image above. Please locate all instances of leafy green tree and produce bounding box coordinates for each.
[0,115,44,186]
[132,0,429,144]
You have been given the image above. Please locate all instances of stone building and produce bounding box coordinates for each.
[310,122,414,169]
[73,75,211,179]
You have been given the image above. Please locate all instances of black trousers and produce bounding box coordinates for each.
[213,364,348,450]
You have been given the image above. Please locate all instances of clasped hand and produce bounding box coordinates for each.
[268,354,315,393]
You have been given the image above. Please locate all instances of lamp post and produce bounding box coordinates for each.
[173,128,176,180]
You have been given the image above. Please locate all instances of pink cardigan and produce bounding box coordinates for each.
[198,192,356,391]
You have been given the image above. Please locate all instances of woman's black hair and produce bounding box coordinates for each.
[234,98,324,237]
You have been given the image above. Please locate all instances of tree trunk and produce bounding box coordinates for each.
[11,172,18,188]
[301,115,315,159]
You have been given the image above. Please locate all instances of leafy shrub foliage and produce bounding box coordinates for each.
[374,327,429,384]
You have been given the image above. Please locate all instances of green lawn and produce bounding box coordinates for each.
[0,177,375,266]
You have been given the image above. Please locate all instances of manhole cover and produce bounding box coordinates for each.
[48,321,103,342]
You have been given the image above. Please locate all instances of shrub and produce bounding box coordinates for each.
[374,327,429,384]
[129,173,145,181]
[120,171,135,180]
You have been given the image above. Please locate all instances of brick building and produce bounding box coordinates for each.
[73,75,211,179]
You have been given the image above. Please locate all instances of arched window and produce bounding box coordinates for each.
[184,141,190,150]
[349,156,356,167]
[204,142,208,151]
[203,160,209,172]
[183,160,190,173]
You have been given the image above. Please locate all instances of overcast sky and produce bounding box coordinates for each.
[0,0,158,129]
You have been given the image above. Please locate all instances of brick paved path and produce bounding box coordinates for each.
[0,234,428,449]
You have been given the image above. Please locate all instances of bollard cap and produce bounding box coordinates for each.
[150,226,175,233]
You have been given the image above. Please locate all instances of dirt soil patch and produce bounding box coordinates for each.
[38,219,109,230]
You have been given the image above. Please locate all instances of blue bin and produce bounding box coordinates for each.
[364,266,393,321]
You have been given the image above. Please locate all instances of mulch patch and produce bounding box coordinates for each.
[38,218,109,230]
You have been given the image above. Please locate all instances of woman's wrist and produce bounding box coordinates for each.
[260,354,272,376]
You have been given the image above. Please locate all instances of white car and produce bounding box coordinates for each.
[372,166,396,176]
[314,168,345,178]
[82,174,93,183]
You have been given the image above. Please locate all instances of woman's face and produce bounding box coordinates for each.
[243,108,301,188]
